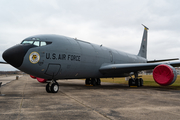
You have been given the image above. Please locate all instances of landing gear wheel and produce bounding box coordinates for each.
[135,79,140,87]
[50,82,59,93]
[97,78,101,85]
[128,78,133,87]
[85,78,91,85]
[46,83,51,93]
[91,78,96,86]
[139,78,143,86]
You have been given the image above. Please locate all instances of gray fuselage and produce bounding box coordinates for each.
[18,34,146,80]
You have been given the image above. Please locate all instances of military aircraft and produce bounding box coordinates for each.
[1,25,180,93]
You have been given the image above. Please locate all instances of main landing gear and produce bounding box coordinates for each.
[46,80,59,93]
[128,78,143,87]
[128,73,143,87]
[85,78,101,86]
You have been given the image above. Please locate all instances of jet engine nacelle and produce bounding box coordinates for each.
[153,64,177,86]
[30,75,47,83]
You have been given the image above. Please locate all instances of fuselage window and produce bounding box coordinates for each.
[33,41,40,46]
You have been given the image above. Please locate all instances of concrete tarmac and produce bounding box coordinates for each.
[1,76,180,120]
[0,75,23,86]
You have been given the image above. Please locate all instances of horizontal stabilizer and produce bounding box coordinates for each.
[147,58,179,63]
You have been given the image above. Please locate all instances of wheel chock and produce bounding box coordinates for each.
[85,84,93,86]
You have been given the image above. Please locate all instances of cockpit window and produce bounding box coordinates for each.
[22,41,34,44]
[21,40,52,47]
[33,41,40,46]
[40,41,46,46]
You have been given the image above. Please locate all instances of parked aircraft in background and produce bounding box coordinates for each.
[1,25,180,93]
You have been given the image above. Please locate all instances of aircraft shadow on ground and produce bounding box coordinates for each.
[33,81,180,91]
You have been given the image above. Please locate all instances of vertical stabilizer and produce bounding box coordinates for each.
[138,24,149,59]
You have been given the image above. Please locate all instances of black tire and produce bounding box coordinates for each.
[85,78,91,85]
[136,79,140,87]
[91,78,96,86]
[128,78,133,87]
[139,78,143,86]
[46,83,51,93]
[97,78,101,85]
[50,82,59,93]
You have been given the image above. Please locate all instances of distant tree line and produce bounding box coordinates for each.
[0,71,24,75]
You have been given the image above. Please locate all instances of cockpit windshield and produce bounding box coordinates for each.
[22,41,34,44]
[21,40,52,46]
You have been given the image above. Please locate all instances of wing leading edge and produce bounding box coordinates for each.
[99,61,180,75]
[147,58,179,63]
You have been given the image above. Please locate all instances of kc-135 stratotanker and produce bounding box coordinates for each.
[1,25,180,93]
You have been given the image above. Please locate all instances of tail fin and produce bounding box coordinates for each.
[138,24,149,59]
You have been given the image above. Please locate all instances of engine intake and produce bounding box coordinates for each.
[153,64,177,86]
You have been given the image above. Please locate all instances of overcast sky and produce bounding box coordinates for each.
[0,0,180,71]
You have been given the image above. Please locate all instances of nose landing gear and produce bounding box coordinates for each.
[46,80,59,93]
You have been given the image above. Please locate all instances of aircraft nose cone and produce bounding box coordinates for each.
[3,44,26,68]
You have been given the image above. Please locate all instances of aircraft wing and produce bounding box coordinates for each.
[99,61,180,75]
[147,58,179,63]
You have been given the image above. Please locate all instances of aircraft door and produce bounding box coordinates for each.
[45,63,61,77]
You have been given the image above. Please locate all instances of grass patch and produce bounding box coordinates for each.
[100,75,180,90]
